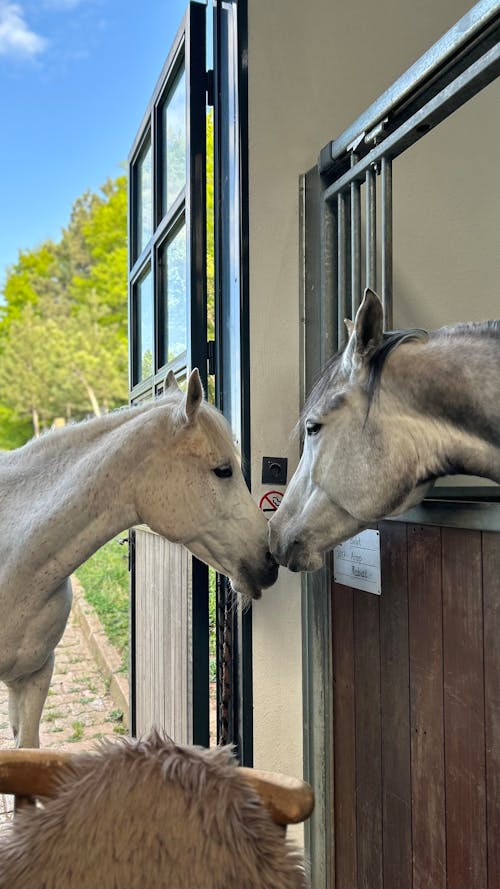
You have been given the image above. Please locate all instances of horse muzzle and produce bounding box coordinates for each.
[233,552,279,600]
[268,524,323,574]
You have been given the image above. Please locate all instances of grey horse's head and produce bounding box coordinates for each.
[269,289,431,572]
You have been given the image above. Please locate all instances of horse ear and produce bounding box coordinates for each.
[164,370,180,391]
[352,287,384,363]
[344,318,354,338]
[185,368,204,421]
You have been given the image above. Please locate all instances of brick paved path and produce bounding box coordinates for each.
[0,606,127,824]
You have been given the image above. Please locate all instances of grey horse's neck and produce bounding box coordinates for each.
[384,322,500,482]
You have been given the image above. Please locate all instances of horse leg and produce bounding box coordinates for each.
[6,652,55,749]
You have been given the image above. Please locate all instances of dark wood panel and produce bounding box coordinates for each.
[442,528,486,889]
[354,592,383,889]
[482,531,500,889]
[379,522,412,889]
[408,524,446,889]
[332,584,357,889]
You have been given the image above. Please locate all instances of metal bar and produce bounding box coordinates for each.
[320,196,338,362]
[318,0,500,173]
[323,42,500,203]
[365,166,377,290]
[337,192,348,347]
[300,169,324,398]
[302,564,336,889]
[381,157,393,327]
[351,176,362,316]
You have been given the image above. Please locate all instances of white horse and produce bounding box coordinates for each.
[269,288,500,572]
[0,369,278,747]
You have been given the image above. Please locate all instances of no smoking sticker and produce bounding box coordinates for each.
[259,490,283,513]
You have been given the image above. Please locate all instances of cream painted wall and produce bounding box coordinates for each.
[247,0,498,784]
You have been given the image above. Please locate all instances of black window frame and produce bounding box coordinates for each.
[128,1,209,748]
[128,2,207,401]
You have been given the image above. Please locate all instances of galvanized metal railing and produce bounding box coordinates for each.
[314,0,500,346]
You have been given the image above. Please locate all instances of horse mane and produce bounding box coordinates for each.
[435,319,500,339]
[1,392,236,471]
[197,401,240,457]
[366,328,428,401]
[301,327,428,424]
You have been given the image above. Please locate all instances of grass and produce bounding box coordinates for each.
[68,720,85,742]
[44,710,63,723]
[75,538,218,683]
[75,537,129,669]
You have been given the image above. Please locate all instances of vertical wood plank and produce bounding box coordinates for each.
[442,527,486,889]
[354,591,383,889]
[332,584,357,889]
[133,531,193,743]
[379,521,412,889]
[408,524,446,889]
[482,531,500,889]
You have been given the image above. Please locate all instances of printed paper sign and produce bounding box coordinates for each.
[334,529,381,595]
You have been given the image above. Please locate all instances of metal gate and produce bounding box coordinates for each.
[127,0,252,755]
[300,3,500,885]
[127,2,209,745]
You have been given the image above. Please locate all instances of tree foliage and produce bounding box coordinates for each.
[0,109,214,445]
[0,175,128,440]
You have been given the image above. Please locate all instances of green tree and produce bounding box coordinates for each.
[0,305,70,435]
[0,406,32,450]
[0,242,65,334]
[0,175,128,438]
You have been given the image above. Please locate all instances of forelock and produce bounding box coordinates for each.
[299,352,345,428]
[299,327,428,428]
[198,402,238,455]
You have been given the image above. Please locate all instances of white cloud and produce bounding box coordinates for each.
[0,1,47,57]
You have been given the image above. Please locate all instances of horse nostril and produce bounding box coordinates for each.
[265,550,276,564]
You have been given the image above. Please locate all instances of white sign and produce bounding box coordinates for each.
[334,529,381,595]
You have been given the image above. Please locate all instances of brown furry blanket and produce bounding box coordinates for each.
[0,732,309,889]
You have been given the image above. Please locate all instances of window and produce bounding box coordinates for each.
[161,68,187,217]
[128,3,206,399]
[134,269,153,384]
[136,138,153,259]
[159,222,188,366]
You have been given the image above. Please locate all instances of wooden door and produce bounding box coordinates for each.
[331,521,500,889]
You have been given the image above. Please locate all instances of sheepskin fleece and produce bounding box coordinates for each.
[0,731,309,889]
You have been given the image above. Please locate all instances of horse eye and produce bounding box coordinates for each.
[213,465,233,479]
[306,422,322,436]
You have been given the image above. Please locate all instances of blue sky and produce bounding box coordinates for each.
[0,0,195,288]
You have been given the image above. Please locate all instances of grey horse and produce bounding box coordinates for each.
[270,288,500,571]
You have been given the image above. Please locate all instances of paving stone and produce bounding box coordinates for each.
[0,607,128,827]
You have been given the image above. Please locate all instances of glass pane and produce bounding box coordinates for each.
[136,270,153,381]
[160,225,187,364]
[136,140,152,257]
[162,68,186,214]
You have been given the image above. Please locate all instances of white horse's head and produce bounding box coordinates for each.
[269,289,431,572]
[137,369,278,600]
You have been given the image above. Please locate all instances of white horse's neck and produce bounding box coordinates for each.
[384,327,500,482]
[0,401,177,593]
